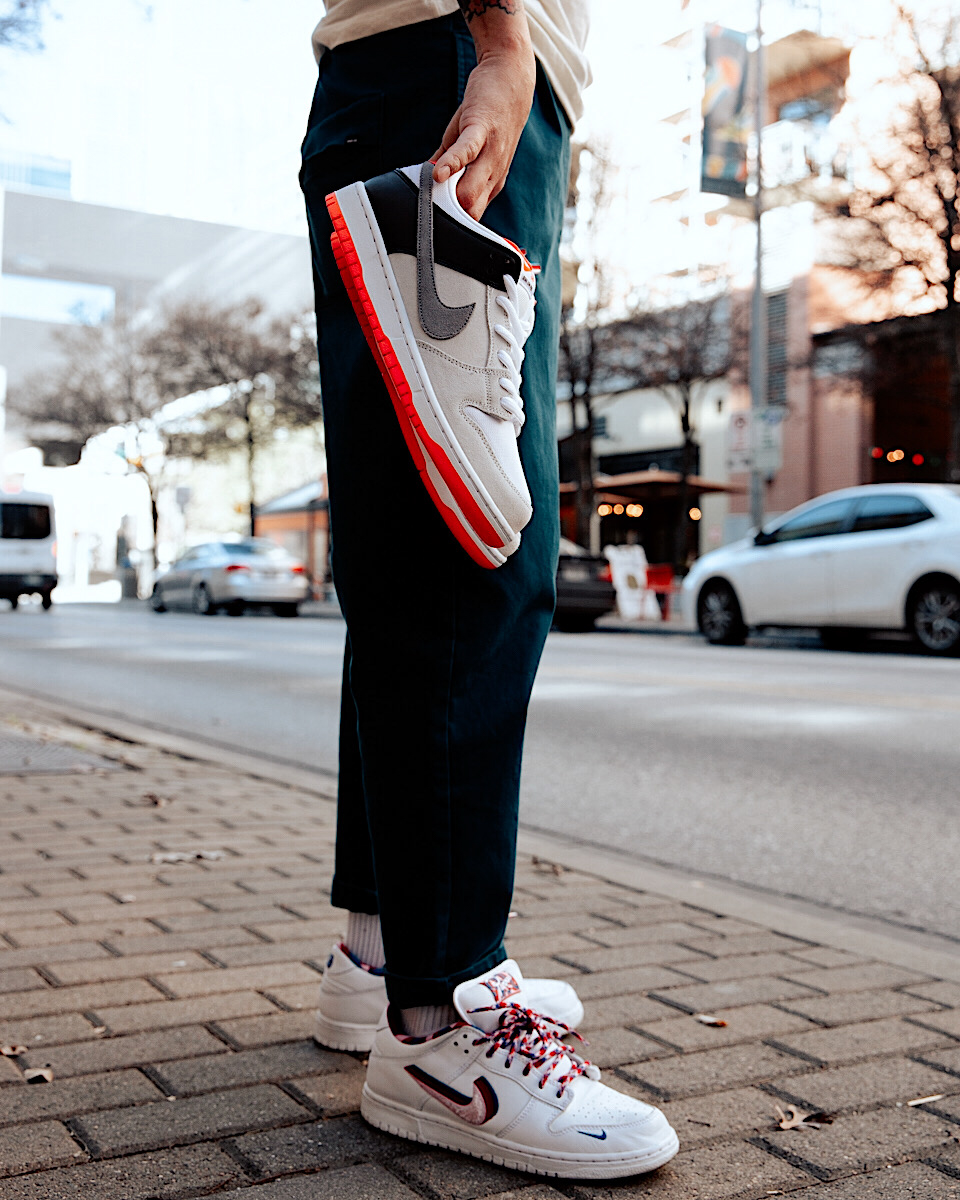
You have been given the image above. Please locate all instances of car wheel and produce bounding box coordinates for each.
[909,576,960,655]
[8,596,18,611]
[40,592,53,611]
[697,580,747,645]
[272,603,300,618]
[192,584,217,616]
[151,585,166,613]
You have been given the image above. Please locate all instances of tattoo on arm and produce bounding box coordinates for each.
[458,0,519,21]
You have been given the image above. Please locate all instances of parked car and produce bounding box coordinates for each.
[682,483,960,654]
[554,537,617,632]
[151,539,309,617]
[0,491,57,610]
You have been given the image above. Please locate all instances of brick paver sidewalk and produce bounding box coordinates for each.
[0,703,959,1199]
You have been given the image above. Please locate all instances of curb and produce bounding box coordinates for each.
[5,682,960,987]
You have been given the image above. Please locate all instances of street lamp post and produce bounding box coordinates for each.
[748,0,767,531]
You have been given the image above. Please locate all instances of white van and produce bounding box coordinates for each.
[0,491,57,610]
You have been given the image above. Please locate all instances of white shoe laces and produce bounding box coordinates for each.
[494,272,536,434]
[468,1001,599,1099]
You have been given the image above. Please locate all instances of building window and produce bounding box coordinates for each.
[767,290,788,406]
[0,275,115,325]
[593,415,608,439]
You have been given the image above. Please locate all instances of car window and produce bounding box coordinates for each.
[850,494,934,533]
[0,503,51,540]
[229,540,286,560]
[769,498,855,543]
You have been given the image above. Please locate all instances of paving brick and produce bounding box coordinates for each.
[805,1162,960,1197]
[44,949,213,985]
[0,967,47,993]
[103,928,260,956]
[0,979,163,1020]
[0,1142,245,1199]
[620,1042,808,1100]
[777,988,942,1028]
[916,1044,960,1078]
[0,1052,22,1083]
[579,993,679,1031]
[70,1083,309,1158]
[770,1017,954,1067]
[638,1004,816,1053]
[0,1067,163,1127]
[786,947,869,969]
[649,975,821,1014]
[0,910,74,931]
[0,941,111,969]
[909,1010,960,1040]
[659,1086,782,1147]
[758,1105,956,1180]
[264,982,322,1010]
[904,981,960,1006]
[248,918,345,943]
[554,943,711,973]
[566,1139,807,1199]
[576,1026,668,1068]
[91,989,279,1034]
[154,961,320,999]
[151,1039,347,1096]
[205,938,329,968]
[212,1009,317,1049]
[7,919,162,947]
[286,1070,364,1117]
[155,908,297,933]
[0,1012,101,1048]
[569,966,696,1001]
[680,932,812,958]
[768,1056,960,1113]
[780,963,931,995]
[394,1148,535,1198]
[220,1163,421,1200]
[0,1120,83,1177]
[926,1141,960,1179]
[681,916,765,938]
[233,1114,397,1176]
[21,1025,228,1078]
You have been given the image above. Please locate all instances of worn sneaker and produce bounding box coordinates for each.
[360,959,679,1179]
[326,162,538,569]
[314,943,584,1053]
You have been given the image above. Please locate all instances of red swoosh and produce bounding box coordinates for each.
[405,1065,499,1125]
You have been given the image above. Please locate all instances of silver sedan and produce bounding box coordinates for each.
[151,539,310,617]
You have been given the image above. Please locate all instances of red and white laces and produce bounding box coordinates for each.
[467,1002,597,1097]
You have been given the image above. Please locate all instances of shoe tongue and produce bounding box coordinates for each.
[453,959,530,1033]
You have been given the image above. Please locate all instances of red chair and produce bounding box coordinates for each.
[645,564,675,620]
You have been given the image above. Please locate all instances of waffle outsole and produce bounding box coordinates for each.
[326,189,505,570]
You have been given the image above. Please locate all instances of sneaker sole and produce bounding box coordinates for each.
[360,1083,680,1179]
[326,183,523,566]
[314,1011,376,1054]
[329,226,511,570]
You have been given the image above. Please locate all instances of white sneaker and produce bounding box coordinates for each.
[314,944,584,1054]
[327,162,538,569]
[359,959,679,1179]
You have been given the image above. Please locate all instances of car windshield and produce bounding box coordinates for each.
[225,540,288,560]
[0,503,52,540]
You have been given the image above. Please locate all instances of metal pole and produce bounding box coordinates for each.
[748,0,767,530]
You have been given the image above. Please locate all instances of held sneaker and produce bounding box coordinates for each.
[360,959,679,1179]
[314,943,584,1054]
[326,161,538,569]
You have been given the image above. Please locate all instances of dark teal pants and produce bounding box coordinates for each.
[301,14,570,1008]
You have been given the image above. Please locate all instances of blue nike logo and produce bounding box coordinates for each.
[579,1130,608,1140]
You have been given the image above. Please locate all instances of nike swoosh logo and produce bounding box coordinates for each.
[405,1064,499,1125]
[416,160,476,341]
[579,1129,608,1140]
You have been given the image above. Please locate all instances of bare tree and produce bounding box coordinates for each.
[558,143,614,548]
[607,290,747,572]
[829,5,960,477]
[144,299,322,536]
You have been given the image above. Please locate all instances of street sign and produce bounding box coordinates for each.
[725,408,784,477]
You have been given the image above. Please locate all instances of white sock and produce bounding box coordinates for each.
[400,1004,458,1037]
[345,911,385,970]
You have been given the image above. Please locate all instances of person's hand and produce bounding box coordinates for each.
[431,42,536,219]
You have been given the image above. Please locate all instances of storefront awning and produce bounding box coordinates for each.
[559,469,744,503]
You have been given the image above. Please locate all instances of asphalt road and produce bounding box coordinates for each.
[2,600,958,946]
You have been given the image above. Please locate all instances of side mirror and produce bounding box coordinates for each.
[754,529,773,546]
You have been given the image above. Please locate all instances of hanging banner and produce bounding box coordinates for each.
[701,25,750,197]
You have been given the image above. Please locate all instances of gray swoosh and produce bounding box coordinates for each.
[417,160,475,340]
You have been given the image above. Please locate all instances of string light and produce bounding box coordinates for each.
[625,504,644,517]
[886,449,904,462]
[689,507,702,521]
[613,504,625,515]
[597,503,612,516]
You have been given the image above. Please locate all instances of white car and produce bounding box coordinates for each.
[682,484,960,654]
[0,490,57,610]
[151,539,310,617]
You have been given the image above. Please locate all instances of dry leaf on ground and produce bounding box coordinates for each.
[0,1045,26,1057]
[24,1066,53,1083]
[775,1104,833,1130]
[693,1013,728,1027]
[149,849,225,864]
